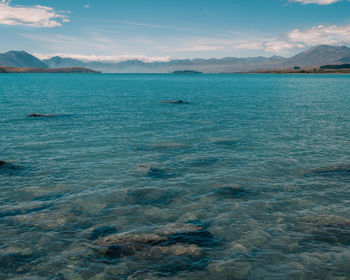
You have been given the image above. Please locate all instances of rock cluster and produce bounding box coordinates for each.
[95,223,213,258]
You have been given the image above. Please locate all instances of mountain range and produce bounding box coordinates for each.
[1,45,350,73]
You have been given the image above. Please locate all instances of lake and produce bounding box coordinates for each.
[1,73,350,279]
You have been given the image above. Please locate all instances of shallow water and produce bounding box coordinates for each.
[1,73,350,279]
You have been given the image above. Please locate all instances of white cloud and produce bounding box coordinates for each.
[32,53,172,63]
[0,0,69,27]
[264,41,304,52]
[264,24,350,52]
[287,24,350,44]
[290,0,343,4]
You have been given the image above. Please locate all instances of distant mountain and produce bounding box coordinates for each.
[44,56,289,73]
[282,45,350,67]
[3,45,349,73]
[42,45,350,73]
[0,51,49,68]
[44,56,85,68]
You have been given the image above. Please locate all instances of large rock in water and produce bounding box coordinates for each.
[160,100,189,104]
[28,113,56,118]
[95,223,210,257]
[300,215,350,245]
[0,161,20,172]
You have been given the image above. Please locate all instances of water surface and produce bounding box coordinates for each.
[1,74,350,279]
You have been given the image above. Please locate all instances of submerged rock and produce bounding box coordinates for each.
[310,164,350,177]
[153,223,203,236]
[136,164,176,179]
[0,161,21,172]
[301,216,350,245]
[28,113,56,118]
[0,252,38,274]
[148,167,175,178]
[148,243,203,257]
[90,226,118,240]
[97,232,167,247]
[97,232,167,257]
[138,142,190,151]
[211,186,248,199]
[212,138,239,146]
[124,187,176,206]
[208,260,252,280]
[184,157,220,168]
[95,223,214,258]
[160,100,189,104]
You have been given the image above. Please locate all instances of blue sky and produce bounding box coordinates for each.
[0,0,350,61]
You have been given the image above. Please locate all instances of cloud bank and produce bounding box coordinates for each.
[0,0,69,27]
[290,0,343,5]
[33,53,172,63]
[264,24,350,52]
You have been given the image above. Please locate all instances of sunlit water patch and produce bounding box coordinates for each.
[1,73,350,279]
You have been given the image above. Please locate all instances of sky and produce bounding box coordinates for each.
[0,0,350,62]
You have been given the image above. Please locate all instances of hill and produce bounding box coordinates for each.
[0,51,49,68]
[281,45,350,68]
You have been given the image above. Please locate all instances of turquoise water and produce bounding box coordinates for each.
[1,73,350,279]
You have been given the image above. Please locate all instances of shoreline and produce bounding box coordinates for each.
[0,66,100,74]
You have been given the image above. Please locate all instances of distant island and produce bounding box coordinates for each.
[0,66,100,74]
[172,70,203,74]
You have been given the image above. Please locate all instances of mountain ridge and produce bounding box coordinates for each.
[43,45,350,73]
[1,45,350,73]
